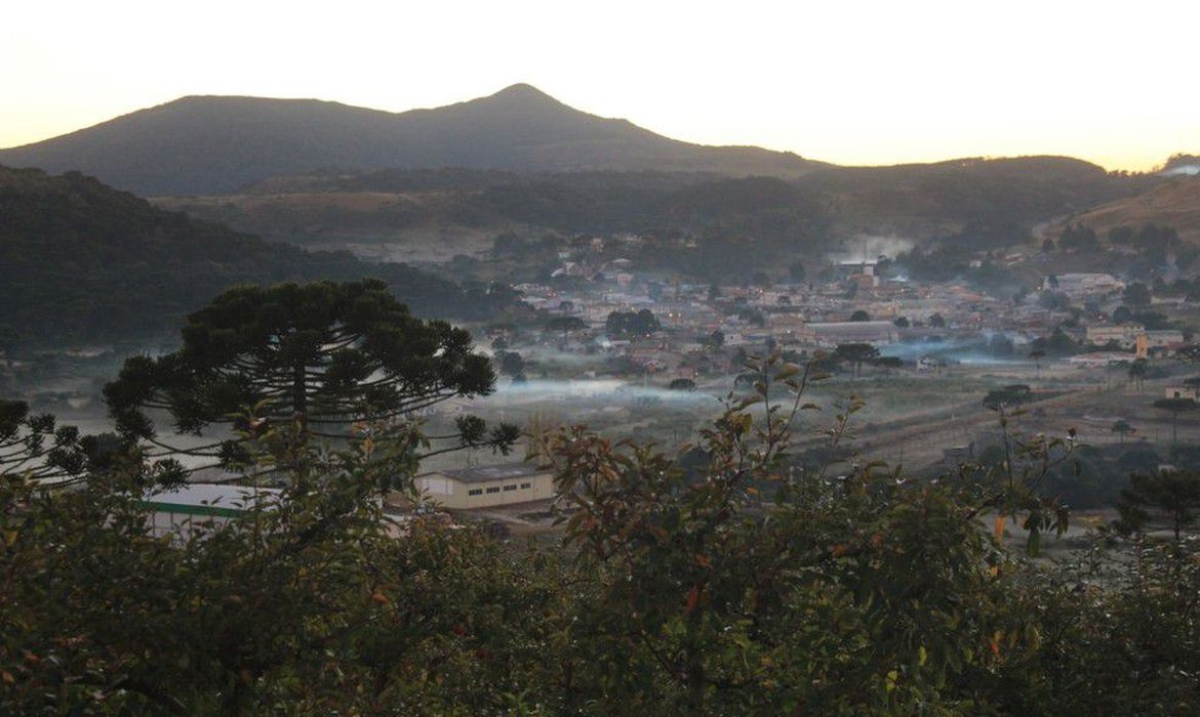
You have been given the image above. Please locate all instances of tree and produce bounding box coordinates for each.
[0,399,90,482]
[834,343,880,379]
[497,350,526,377]
[1029,349,1045,380]
[1129,358,1149,391]
[1117,469,1200,542]
[545,315,586,335]
[606,310,660,338]
[893,316,910,328]
[104,280,514,478]
[929,313,946,328]
[787,261,806,283]
[849,309,870,322]
[983,384,1032,410]
[1111,419,1136,443]
[668,377,696,391]
[1152,397,1198,444]
[1124,282,1152,308]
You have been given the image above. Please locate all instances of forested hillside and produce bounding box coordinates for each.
[0,167,499,346]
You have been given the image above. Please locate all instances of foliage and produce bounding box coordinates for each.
[0,420,566,715]
[667,377,696,391]
[104,280,515,480]
[1152,397,1198,444]
[1116,468,1200,541]
[605,309,661,338]
[8,351,1200,714]
[0,400,90,482]
[982,384,1032,410]
[834,342,880,378]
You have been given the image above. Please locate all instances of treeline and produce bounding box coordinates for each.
[0,167,513,347]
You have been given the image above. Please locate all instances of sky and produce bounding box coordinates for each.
[2,0,1195,171]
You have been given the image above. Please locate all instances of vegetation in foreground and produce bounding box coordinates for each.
[4,345,1200,715]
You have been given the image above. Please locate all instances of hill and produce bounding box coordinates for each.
[0,84,820,196]
[1064,175,1200,242]
[793,156,1156,237]
[0,166,503,347]
[154,157,1157,269]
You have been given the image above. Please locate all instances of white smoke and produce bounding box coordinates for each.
[828,234,917,264]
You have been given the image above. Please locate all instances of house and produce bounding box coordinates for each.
[796,321,899,347]
[1085,324,1144,349]
[1164,385,1200,401]
[415,463,556,510]
[134,483,282,540]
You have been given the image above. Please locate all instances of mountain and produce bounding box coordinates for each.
[0,166,498,347]
[0,84,820,196]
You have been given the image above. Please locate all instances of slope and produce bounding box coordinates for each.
[0,166,486,347]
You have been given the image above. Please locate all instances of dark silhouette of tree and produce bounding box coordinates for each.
[1152,397,1198,444]
[1029,350,1046,380]
[0,400,89,482]
[983,384,1033,410]
[605,310,660,338]
[668,378,696,391]
[1117,469,1200,542]
[893,316,910,328]
[1111,419,1135,443]
[545,316,587,335]
[929,313,946,328]
[105,280,513,476]
[497,351,526,377]
[834,343,879,379]
[849,310,870,322]
[1124,282,1152,307]
[1129,358,1149,391]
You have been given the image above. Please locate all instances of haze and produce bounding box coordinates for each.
[3,0,1195,171]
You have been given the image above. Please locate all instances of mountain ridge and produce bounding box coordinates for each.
[0,84,821,196]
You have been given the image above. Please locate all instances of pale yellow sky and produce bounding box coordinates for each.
[2,0,1194,171]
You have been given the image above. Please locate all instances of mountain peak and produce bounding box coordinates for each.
[491,83,553,100]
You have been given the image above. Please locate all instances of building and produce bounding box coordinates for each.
[795,321,899,347]
[1045,273,1124,298]
[134,483,282,540]
[415,463,556,510]
[1085,324,1144,349]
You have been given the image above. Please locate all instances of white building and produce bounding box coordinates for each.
[134,483,281,540]
[416,463,556,510]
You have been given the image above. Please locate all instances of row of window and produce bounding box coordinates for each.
[466,482,534,497]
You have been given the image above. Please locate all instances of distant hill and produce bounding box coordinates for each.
[156,157,1158,263]
[0,84,820,196]
[793,156,1157,236]
[0,166,497,347]
[1064,175,1200,242]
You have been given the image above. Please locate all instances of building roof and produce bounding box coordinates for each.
[136,483,282,518]
[430,463,550,485]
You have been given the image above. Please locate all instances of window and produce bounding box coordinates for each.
[468,489,483,496]
[520,482,531,489]
[486,487,500,494]
[503,484,517,492]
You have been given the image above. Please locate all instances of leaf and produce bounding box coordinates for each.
[993,515,1005,541]
[685,585,701,614]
